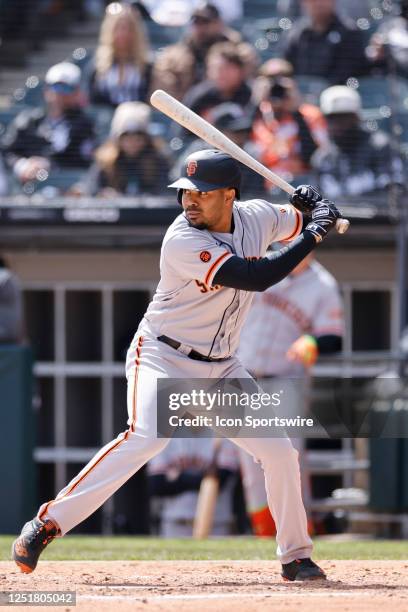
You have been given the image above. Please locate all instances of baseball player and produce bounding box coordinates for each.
[12,149,340,581]
[237,253,344,536]
[147,434,239,537]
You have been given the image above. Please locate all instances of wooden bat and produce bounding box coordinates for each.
[192,438,222,539]
[150,89,350,234]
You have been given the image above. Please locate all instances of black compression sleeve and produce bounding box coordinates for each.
[315,334,343,354]
[213,231,317,292]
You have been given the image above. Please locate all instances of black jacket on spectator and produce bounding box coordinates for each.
[312,128,404,197]
[3,106,95,169]
[177,80,253,140]
[282,14,370,84]
[84,150,170,196]
[182,80,253,121]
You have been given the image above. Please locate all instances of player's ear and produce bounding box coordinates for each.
[224,188,235,205]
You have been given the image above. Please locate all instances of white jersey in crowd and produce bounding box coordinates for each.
[237,260,344,377]
[148,437,239,533]
[141,199,302,358]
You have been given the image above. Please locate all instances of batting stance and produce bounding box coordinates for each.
[13,149,340,581]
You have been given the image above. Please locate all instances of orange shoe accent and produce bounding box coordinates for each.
[250,506,277,537]
[15,560,34,574]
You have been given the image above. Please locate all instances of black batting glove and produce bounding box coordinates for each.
[305,199,340,243]
[290,184,322,214]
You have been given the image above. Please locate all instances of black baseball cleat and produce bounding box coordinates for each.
[281,558,326,582]
[12,517,59,574]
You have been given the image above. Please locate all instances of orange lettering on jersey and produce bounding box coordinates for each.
[200,250,212,263]
[245,256,262,262]
[187,160,198,176]
[195,280,222,293]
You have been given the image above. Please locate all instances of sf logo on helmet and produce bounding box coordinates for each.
[187,160,198,176]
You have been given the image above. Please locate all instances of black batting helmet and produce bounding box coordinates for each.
[168,149,241,204]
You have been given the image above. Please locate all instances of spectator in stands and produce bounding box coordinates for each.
[178,42,255,142]
[0,154,9,196]
[86,2,151,107]
[0,256,24,345]
[281,0,370,84]
[82,101,170,196]
[366,0,408,78]
[3,62,95,185]
[150,2,244,101]
[170,103,266,196]
[312,85,404,197]
[252,76,328,181]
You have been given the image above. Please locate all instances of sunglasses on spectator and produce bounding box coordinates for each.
[120,130,147,137]
[48,82,77,95]
[191,16,213,24]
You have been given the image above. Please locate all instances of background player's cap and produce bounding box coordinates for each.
[320,85,362,117]
[168,149,241,201]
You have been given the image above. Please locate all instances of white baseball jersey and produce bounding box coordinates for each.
[147,436,239,526]
[237,260,344,376]
[141,199,302,358]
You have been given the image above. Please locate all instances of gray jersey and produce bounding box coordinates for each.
[237,260,344,376]
[141,199,302,358]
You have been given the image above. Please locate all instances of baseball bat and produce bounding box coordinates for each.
[192,438,222,539]
[150,89,350,234]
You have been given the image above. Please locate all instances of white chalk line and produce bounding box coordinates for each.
[79,590,386,602]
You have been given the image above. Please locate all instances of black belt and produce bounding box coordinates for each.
[157,335,229,362]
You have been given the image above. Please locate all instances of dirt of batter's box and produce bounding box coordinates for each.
[1,560,408,612]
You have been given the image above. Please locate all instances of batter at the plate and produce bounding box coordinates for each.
[12,149,341,581]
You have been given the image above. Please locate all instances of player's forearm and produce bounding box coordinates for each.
[213,231,317,291]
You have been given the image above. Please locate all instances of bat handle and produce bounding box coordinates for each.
[336,218,350,234]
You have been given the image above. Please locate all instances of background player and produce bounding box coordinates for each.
[237,252,344,535]
[12,149,340,582]
[148,433,239,537]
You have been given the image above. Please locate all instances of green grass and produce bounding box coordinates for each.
[1,536,407,561]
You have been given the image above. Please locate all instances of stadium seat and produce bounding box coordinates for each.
[86,105,114,144]
[296,76,330,106]
[243,0,278,19]
[356,76,408,114]
[16,167,87,197]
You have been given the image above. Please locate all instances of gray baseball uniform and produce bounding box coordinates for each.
[37,198,313,564]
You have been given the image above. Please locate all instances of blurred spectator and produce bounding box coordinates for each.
[281,0,370,84]
[179,42,255,140]
[312,85,404,197]
[367,0,408,77]
[0,256,24,345]
[170,103,266,196]
[86,2,151,107]
[82,101,170,196]
[252,77,328,180]
[0,154,9,196]
[3,62,95,185]
[150,2,243,100]
[148,434,239,537]
[258,58,294,80]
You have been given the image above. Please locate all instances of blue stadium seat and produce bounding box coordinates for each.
[243,0,278,19]
[295,76,330,106]
[356,76,408,114]
[86,105,114,144]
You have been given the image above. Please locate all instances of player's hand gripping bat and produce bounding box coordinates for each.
[150,89,349,234]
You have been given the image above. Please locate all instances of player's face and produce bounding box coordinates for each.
[182,188,234,232]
